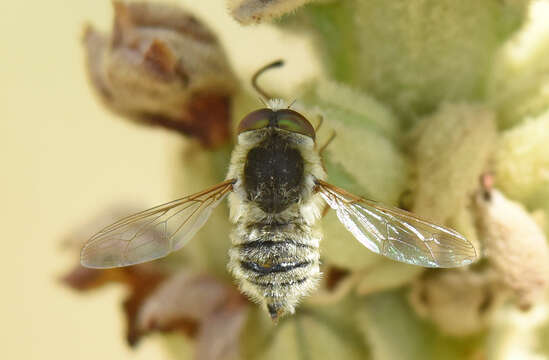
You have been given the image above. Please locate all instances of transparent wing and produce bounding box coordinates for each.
[316,180,478,268]
[81,179,234,269]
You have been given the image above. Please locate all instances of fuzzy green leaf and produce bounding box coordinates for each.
[412,103,497,225]
[359,290,483,360]
[283,0,528,126]
[241,297,371,360]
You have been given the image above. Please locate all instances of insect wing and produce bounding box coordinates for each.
[316,180,477,268]
[81,179,234,269]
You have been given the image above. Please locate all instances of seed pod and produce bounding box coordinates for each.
[228,0,315,24]
[475,189,549,310]
[84,1,237,147]
[409,269,501,336]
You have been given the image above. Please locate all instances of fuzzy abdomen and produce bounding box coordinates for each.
[228,221,321,320]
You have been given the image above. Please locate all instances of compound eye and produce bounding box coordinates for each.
[276,109,315,139]
[237,109,274,135]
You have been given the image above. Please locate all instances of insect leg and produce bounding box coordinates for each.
[319,130,336,154]
[314,114,324,132]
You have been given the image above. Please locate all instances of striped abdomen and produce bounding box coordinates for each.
[228,221,321,320]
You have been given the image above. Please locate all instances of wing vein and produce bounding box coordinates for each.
[80,179,235,268]
[315,179,477,268]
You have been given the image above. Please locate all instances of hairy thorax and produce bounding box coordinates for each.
[244,132,304,213]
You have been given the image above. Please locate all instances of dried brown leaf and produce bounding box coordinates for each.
[61,263,168,345]
[138,271,248,360]
[61,204,248,355]
[61,206,180,345]
[196,307,247,360]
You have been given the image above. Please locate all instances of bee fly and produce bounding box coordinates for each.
[81,60,478,321]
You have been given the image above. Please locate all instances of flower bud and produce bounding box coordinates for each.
[409,269,501,336]
[475,189,549,310]
[412,103,496,225]
[494,110,549,207]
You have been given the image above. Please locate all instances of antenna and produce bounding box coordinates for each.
[252,60,284,101]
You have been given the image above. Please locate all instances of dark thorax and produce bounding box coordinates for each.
[243,130,304,214]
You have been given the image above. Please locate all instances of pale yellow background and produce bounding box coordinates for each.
[1,0,318,359]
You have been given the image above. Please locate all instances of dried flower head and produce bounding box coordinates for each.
[84,1,238,147]
[228,0,315,24]
[475,188,549,310]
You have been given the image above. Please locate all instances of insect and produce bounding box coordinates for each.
[81,60,478,321]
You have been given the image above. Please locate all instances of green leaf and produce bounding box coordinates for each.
[298,80,409,269]
[359,290,484,360]
[241,297,371,360]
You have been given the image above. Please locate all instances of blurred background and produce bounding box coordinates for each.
[1,0,317,359]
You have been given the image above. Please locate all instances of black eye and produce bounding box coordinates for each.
[237,109,274,134]
[275,109,315,139]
